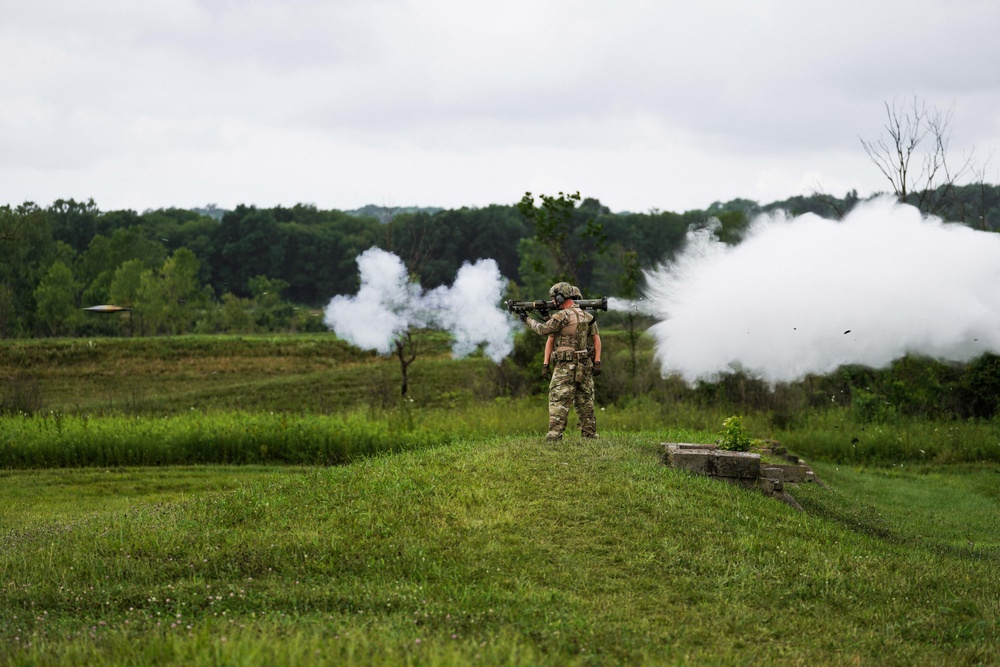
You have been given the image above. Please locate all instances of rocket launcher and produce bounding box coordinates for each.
[505,297,608,319]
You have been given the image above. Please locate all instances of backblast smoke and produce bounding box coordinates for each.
[642,197,1000,383]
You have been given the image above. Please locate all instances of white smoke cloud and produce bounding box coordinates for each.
[324,247,516,362]
[607,296,657,315]
[645,197,1000,383]
[425,259,514,362]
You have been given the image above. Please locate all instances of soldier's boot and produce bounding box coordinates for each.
[545,416,565,442]
[579,409,598,438]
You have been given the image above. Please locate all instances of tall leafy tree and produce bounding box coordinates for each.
[248,275,293,330]
[0,203,54,335]
[0,283,16,339]
[34,261,78,336]
[134,249,205,335]
[212,206,286,297]
[109,259,146,336]
[517,191,606,288]
[78,228,167,307]
[159,248,205,334]
[47,198,101,255]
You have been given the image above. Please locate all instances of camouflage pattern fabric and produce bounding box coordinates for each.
[528,305,598,440]
[526,306,585,337]
[546,361,596,439]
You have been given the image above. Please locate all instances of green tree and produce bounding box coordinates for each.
[47,198,101,255]
[134,249,205,335]
[78,228,167,308]
[517,191,606,288]
[212,206,286,297]
[248,275,293,330]
[109,259,146,309]
[617,248,644,391]
[160,248,205,334]
[34,261,78,336]
[515,237,557,297]
[108,259,146,336]
[141,208,218,285]
[0,283,15,339]
[220,293,258,333]
[0,203,57,336]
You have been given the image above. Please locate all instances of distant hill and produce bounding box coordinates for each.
[189,205,228,221]
[344,204,444,222]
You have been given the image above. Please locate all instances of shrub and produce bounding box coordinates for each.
[718,415,753,451]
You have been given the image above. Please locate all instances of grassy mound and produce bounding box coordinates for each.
[2,435,997,665]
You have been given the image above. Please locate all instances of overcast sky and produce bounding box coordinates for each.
[3,0,999,214]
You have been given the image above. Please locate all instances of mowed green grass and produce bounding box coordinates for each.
[0,333,485,415]
[2,435,998,666]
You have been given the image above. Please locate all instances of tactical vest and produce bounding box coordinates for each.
[551,306,593,363]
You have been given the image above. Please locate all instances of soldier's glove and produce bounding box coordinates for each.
[543,363,550,379]
[518,312,529,323]
[593,361,602,376]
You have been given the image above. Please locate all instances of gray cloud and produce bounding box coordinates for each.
[1,0,998,212]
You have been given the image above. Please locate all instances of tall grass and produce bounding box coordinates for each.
[0,399,718,469]
[772,408,1000,464]
[4,399,1000,469]
[0,410,441,468]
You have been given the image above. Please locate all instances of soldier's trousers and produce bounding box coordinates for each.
[546,361,597,439]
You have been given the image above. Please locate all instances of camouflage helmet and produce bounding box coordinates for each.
[569,285,583,299]
[549,282,575,303]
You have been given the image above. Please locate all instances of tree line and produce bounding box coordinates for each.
[3,184,1000,339]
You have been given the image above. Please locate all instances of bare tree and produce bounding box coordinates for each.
[860,94,975,216]
[380,201,398,251]
[968,153,997,230]
[394,329,418,397]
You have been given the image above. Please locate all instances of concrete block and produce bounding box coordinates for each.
[667,449,714,475]
[712,450,760,479]
[761,466,785,481]
[759,477,783,494]
[662,442,718,451]
[780,465,809,484]
[759,463,809,484]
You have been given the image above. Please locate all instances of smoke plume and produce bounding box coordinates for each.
[644,197,1000,383]
[323,247,516,362]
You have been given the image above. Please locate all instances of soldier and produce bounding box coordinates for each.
[520,282,601,441]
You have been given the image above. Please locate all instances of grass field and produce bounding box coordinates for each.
[1,437,998,665]
[2,334,999,664]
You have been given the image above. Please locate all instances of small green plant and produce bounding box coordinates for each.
[719,414,753,451]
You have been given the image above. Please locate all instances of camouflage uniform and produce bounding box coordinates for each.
[527,303,599,440]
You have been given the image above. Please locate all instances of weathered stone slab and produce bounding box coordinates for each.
[662,442,718,451]
[667,448,714,475]
[760,463,809,483]
[758,476,783,494]
[779,464,808,483]
[711,450,760,479]
[761,466,785,481]
[666,447,760,479]
[661,440,815,509]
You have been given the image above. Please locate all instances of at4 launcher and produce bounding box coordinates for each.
[505,297,608,319]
